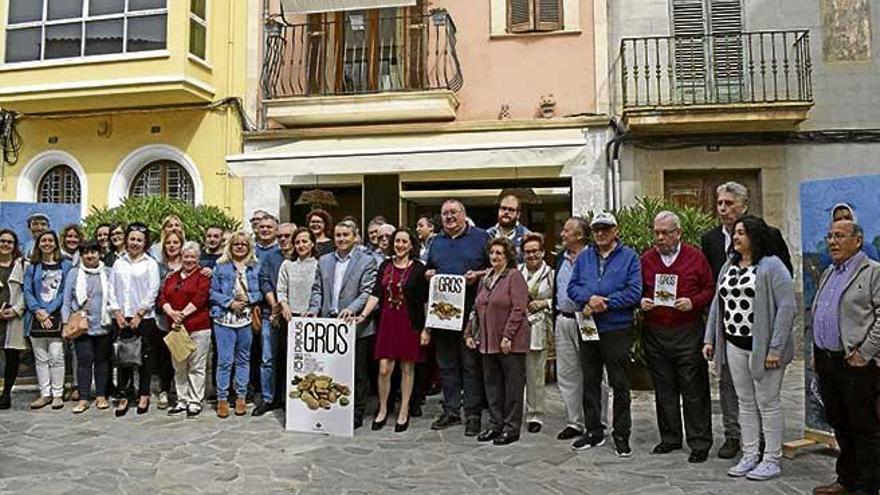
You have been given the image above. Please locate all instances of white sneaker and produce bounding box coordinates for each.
[746,459,781,481]
[157,391,169,410]
[727,454,760,477]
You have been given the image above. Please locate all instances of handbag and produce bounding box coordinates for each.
[251,305,262,333]
[113,335,143,368]
[62,310,90,340]
[164,324,196,363]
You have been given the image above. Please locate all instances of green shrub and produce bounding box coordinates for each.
[83,196,240,243]
[582,197,717,367]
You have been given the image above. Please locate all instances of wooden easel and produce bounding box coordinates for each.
[782,428,837,459]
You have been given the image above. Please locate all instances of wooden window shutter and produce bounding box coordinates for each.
[708,0,744,90]
[535,0,563,31]
[507,0,533,33]
[671,0,708,92]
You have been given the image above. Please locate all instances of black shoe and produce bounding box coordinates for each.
[136,401,149,415]
[394,418,410,433]
[652,442,682,454]
[431,413,462,430]
[688,449,709,463]
[464,418,481,437]
[410,403,422,418]
[427,384,441,396]
[251,402,272,417]
[371,416,387,431]
[717,437,741,459]
[354,417,364,430]
[167,402,187,415]
[0,393,10,410]
[186,405,201,418]
[493,431,520,446]
[477,429,501,442]
[557,426,582,440]
[572,433,605,451]
[114,399,129,417]
[527,422,542,434]
[614,437,633,458]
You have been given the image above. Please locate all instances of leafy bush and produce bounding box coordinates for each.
[83,196,240,243]
[582,197,717,368]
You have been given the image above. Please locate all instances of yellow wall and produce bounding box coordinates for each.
[0,0,250,220]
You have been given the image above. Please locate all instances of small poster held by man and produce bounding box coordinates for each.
[286,317,355,438]
[653,273,679,307]
[426,274,466,331]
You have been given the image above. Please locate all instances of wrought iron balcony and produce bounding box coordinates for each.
[620,30,813,110]
[261,9,463,100]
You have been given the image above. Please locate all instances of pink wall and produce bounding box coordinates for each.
[435,0,597,121]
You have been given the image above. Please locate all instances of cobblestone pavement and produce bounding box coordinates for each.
[0,363,835,495]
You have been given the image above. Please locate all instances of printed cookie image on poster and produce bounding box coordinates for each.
[286,317,355,437]
[426,274,466,331]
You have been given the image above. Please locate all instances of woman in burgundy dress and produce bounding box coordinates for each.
[356,228,429,432]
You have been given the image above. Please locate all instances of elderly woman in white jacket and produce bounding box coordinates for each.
[518,233,554,433]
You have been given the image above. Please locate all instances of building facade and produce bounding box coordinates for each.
[0,0,249,218]
[230,0,612,241]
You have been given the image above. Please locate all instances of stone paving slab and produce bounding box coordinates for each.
[0,363,835,494]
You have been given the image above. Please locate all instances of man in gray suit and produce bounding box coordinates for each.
[308,220,377,429]
[812,220,880,495]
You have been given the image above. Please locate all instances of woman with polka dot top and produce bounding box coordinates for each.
[703,215,796,482]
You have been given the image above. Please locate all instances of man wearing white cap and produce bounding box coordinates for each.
[567,211,642,458]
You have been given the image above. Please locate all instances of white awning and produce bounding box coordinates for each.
[227,128,594,178]
[281,0,416,14]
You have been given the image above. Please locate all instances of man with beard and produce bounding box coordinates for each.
[486,194,530,263]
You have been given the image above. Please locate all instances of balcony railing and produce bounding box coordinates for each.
[261,9,463,99]
[620,30,813,109]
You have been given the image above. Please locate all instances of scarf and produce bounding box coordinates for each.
[76,262,111,327]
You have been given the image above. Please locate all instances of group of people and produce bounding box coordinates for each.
[0,180,877,494]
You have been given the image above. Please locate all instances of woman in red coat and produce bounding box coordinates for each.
[159,241,212,418]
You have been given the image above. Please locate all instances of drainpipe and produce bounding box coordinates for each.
[605,118,625,210]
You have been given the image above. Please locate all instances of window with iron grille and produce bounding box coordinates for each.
[5,0,167,64]
[129,160,194,204]
[507,0,563,33]
[38,165,82,205]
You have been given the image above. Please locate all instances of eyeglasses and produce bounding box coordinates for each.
[441,210,460,217]
[129,225,148,233]
[499,206,519,213]
[0,239,14,245]
[279,233,292,238]
[652,228,680,237]
[825,233,858,241]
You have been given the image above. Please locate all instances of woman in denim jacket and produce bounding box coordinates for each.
[24,230,73,410]
[210,231,263,419]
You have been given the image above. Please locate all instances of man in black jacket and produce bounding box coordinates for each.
[700,181,792,460]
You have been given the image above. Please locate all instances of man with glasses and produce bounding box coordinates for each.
[640,211,715,463]
[568,212,641,457]
[701,181,792,459]
[486,194,530,262]
[812,220,880,495]
[425,199,490,436]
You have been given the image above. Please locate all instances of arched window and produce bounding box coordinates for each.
[129,160,194,204]
[37,165,81,204]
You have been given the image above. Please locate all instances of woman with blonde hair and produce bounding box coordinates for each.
[153,229,185,409]
[149,215,185,259]
[210,231,263,418]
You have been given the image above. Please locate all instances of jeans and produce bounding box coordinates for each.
[173,329,212,406]
[554,315,585,431]
[726,342,785,459]
[815,349,880,494]
[74,334,111,400]
[525,348,546,424]
[259,317,278,404]
[434,329,483,421]
[581,329,632,441]
[644,324,713,451]
[215,323,252,402]
[31,337,65,398]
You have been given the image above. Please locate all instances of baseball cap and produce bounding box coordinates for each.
[590,212,617,228]
[27,213,50,225]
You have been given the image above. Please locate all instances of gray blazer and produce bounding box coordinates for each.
[812,255,880,364]
[308,249,377,338]
[704,255,796,380]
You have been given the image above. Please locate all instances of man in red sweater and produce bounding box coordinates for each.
[640,211,715,463]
